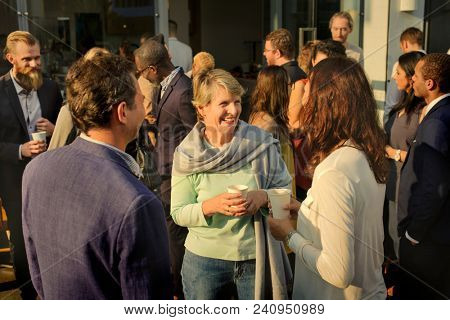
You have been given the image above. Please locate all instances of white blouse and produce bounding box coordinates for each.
[289,143,386,300]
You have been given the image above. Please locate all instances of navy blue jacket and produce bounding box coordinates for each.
[22,138,172,299]
[398,96,450,245]
[152,70,197,178]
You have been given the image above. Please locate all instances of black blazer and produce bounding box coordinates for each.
[0,72,62,210]
[398,95,450,245]
[152,70,197,177]
[281,60,307,84]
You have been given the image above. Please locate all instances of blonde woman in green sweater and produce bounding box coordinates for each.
[171,69,292,300]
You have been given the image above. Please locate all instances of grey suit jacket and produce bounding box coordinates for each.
[22,138,172,299]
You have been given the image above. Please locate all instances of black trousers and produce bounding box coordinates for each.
[1,192,37,299]
[160,177,188,299]
[399,236,450,299]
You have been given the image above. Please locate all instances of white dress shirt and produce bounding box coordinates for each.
[10,71,42,137]
[11,71,42,159]
[346,42,364,68]
[289,141,386,299]
[168,37,192,72]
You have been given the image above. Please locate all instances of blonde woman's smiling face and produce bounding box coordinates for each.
[201,85,241,140]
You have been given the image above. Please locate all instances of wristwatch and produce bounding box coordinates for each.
[285,230,298,244]
[394,149,401,162]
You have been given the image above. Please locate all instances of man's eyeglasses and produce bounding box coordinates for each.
[135,65,155,77]
[263,48,277,53]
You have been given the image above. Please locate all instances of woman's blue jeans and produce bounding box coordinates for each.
[181,249,256,300]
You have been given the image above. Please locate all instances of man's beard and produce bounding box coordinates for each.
[16,68,43,91]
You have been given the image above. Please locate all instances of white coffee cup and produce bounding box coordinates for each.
[31,131,47,142]
[227,184,249,198]
[267,188,291,219]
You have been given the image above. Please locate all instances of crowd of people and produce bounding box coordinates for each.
[0,11,449,301]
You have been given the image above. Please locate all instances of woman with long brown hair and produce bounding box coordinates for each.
[268,57,388,299]
[249,66,295,196]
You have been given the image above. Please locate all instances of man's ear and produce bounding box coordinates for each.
[5,52,14,65]
[426,79,437,91]
[275,49,282,59]
[116,101,128,124]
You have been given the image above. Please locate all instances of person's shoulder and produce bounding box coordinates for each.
[127,190,162,213]
[425,96,450,123]
[181,41,192,52]
[282,61,306,81]
[174,71,193,89]
[250,112,276,130]
[318,145,369,179]
[40,77,60,93]
[243,121,277,144]
[171,38,191,51]
[347,42,363,53]
[0,72,11,88]
[0,71,9,81]
[23,145,72,179]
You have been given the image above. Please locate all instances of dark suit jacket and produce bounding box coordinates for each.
[0,72,62,220]
[152,70,197,178]
[398,95,450,245]
[22,138,172,299]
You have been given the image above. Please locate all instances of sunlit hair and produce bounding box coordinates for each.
[83,47,110,61]
[265,28,295,60]
[66,54,136,132]
[313,40,346,60]
[297,40,320,74]
[192,68,244,121]
[400,27,423,47]
[299,57,387,183]
[192,52,215,76]
[329,11,354,30]
[250,66,290,140]
[389,51,425,121]
[420,53,450,93]
[4,31,38,56]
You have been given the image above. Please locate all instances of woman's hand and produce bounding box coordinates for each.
[202,193,247,217]
[240,190,268,216]
[267,197,301,241]
[268,217,295,241]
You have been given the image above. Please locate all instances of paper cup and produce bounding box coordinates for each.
[31,131,47,142]
[227,184,248,198]
[267,188,291,219]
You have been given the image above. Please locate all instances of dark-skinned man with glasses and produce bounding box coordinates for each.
[134,39,197,300]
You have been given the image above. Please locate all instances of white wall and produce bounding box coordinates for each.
[363,0,390,111]
[341,0,361,46]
